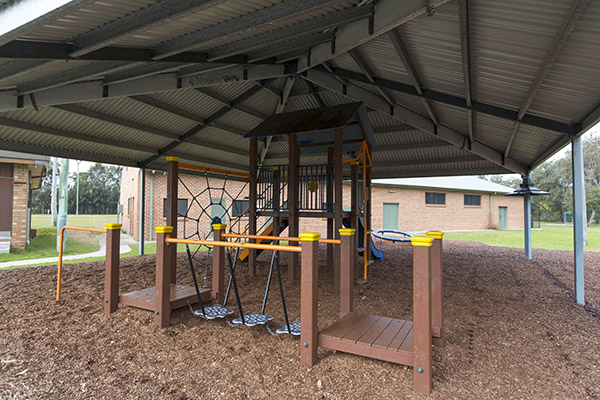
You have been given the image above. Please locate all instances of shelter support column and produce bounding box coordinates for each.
[166,157,179,283]
[138,168,145,255]
[288,134,299,280]
[155,226,173,328]
[524,192,532,260]
[300,232,320,366]
[339,228,355,317]
[427,231,444,347]
[411,236,433,395]
[104,223,122,314]
[249,138,258,277]
[572,137,586,305]
[365,149,372,264]
[213,224,226,305]
[327,147,334,268]
[334,128,343,287]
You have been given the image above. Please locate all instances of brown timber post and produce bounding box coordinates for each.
[411,236,433,395]
[350,161,359,280]
[288,134,299,280]
[155,226,173,328]
[427,230,444,347]
[272,168,281,238]
[104,223,122,314]
[300,232,320,366]
[334,128,343,287]
[249,138,258,277]
[339,228,355,317]
[212,224,226,305]
[166,157,179,283]
[326,147,334,268]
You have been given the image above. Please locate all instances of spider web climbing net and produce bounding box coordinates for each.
[175,170,249,284]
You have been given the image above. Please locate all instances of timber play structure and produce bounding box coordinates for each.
[55,103,446,394]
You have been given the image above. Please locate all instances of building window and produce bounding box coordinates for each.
[127,197,133,215]
[464,194,481,206]
[425,192,445,205]
[232,200,250,217]
[163,198,188,217]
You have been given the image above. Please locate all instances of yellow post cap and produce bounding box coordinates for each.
[212,223,227,230]
[300,232,321,241]
[426,230,444,239]
[339,228,355,236]
[350,161,360,166]
[155,226,173,233]
[272,166,280,171]
[104,223,122,230]
[410,236,433,247]
[166,156,180,162]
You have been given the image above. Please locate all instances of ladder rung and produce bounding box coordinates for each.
[357,247,366,251]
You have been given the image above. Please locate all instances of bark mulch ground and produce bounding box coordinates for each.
[0,241,599,399]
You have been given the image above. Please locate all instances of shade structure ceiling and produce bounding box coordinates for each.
[0,0,598,178]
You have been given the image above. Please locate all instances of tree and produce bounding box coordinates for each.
[68,163,122,214]
[31,160,53,214]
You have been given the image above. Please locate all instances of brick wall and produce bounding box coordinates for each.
[11,164,29,251]
[121,169,524,241]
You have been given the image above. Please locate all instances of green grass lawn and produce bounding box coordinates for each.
[444,223,600,251]
[0,228,100,263]
[31,214,119,229]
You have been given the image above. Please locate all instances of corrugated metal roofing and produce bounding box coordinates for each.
[373,176,515,193]
[0,0,597,178]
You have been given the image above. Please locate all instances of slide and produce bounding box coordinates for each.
[342,218,384,261]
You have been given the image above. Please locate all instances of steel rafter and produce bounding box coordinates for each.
[140,80,274,167]
[315,65,573,134]
[0,59,49,82]
[195,88,269,120]
[348,48,395,106]
[504,0,590,160]
[458,0,475,143]
[388,28,439,125]
[304,68,528,175]
[208,6,371,62]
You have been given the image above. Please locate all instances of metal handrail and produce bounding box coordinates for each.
[222,233,340,245]
[165,237,302,253]
[56,226,106,301]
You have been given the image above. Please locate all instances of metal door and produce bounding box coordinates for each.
[383,203,399,230]
[0,177,13,231]
[498,206,507,229]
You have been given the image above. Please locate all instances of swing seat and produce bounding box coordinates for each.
[194,304,234,319]
[232,312,273,326]
[276,321,301,336]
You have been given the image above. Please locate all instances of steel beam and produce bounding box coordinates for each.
[388,28,438,124]
[304,68,529,175]
[572,136,586,305]
[458,0,475,143]
[374,125,416,133]
[315,65,573,134]
[348,48,395,106]
[297,0,452,72]
[16,61,135,95]
[247,32,334,63]
[208,6,371,61]
[154,0,347,59]
[195,87,269,120]
[140,81,272,167]
[70,0,229,57]
[0,59,49,81]
[505,0,589,159]
[103,64,186,85]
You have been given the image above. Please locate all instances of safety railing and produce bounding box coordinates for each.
[56,224,121,301]
[222,232,340,245]
[165,237,302,253]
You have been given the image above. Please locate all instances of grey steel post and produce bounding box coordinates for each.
[572,136,586,305]
[524,192,532,260]
[138,168,145,256]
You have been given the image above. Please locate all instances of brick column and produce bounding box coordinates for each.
[11,164,29,251]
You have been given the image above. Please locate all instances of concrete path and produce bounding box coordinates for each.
[0,234,134,269]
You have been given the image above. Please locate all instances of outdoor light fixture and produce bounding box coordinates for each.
[506,176,549,197]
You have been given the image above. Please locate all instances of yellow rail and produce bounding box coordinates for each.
[178,162,251,179]
[56,226,106,301]
[165,237,302,253]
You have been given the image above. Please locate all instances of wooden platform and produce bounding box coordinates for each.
[319,312,414,366]
[119,284,211,311]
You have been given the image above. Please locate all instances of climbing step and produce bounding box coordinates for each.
[276,321,301,336]
[232,312,273,327]
[192,304,234,319]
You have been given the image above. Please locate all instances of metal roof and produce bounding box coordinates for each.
[0,0,597,178]
[373,176,515,194]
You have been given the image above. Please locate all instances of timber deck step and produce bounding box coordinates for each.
[319,312,414,366]
[119,284,211,312]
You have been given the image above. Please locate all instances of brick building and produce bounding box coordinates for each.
[120,168,522,242]
[0,151,48,253]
